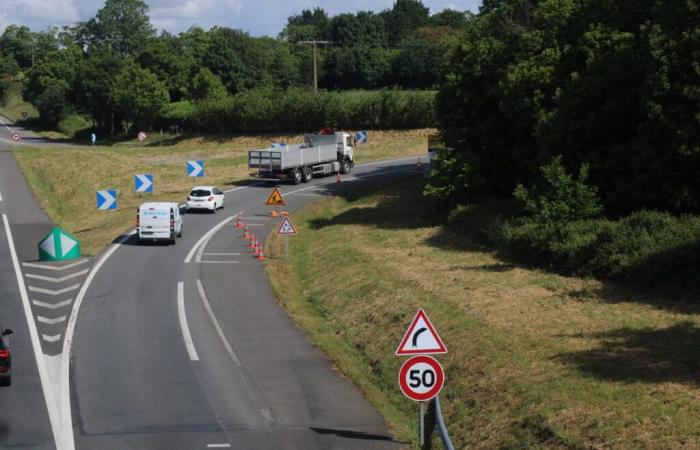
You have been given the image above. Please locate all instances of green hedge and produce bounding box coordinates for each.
[183,88,436,133]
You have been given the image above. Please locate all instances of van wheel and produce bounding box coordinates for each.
[292,168,303,185]
[302,166,313,183]
[177,228,182,238]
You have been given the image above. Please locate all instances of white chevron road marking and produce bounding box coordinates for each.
[42,334,62,343]
[25,269,89,283]
[32,299,73,310]
[37,316,67,325]
[22,258,89,271]
[29,284,81,296]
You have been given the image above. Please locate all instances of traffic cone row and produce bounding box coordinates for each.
[235,214,244,229]
[249,235,257,250]
[256,243,265,261]
[243,225,250,240]
[236,214,266,262]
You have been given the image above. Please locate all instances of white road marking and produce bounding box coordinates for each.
[207,445,232,448]
[184,215,235,263]
[25,269,89,283]
[203,253,241,256]
[241,216,271,221]
[29,284,81,296]
[196,279,241,366]
[60,229,135,450]
[244,223,264,226]
[38,316,67,325]
[289,193,325,197]
[0,191,3,201]
[42,334,62,343]
[2,214,64,449]
[199,261,239,264]
[283,184,322,197]
[223,181,265,194]
[177,282,200,361]
[22,258,89,271]
[33,299,73,310]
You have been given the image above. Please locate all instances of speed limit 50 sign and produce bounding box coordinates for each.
[398,355,445,402]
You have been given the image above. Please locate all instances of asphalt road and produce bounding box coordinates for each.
[0,114,424,449]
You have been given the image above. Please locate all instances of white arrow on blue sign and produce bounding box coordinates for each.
[97,190,117,210]
[187,160,204,177]
[135,174,154,193]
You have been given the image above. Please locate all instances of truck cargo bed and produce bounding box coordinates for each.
[249,143,338,171]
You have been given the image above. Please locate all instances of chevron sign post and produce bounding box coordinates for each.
[187,160,204,177]
[97,190,117,210]
[135,174,154,193]
[38,227,81,261]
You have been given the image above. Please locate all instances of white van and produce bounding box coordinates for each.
[137,202,183,244]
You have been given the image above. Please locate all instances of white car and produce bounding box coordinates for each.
[186,186,225,213]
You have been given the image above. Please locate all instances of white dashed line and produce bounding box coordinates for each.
[177,282,200,361]
[207,445,231,448]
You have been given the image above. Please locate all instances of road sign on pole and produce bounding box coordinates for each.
[398,355,445,402]
[266,187,286,206]
[37,227,81,261]
[11,132,21,142]
[396,309,447,356]
[187,160,204,177]
[135,174,154,193]
[276,216,297,236]
[96,190,117,210]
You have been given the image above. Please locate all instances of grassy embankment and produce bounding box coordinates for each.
[13,130,431,255]
[0,81,37,123]
[266,176,700,449]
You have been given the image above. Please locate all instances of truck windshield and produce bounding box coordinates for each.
[190,190,211,197]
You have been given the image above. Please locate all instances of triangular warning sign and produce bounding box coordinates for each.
[395,309,447,355]
[276,216,297,235]
[266,187,286,206]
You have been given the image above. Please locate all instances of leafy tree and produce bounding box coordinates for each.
[1,25,34,68]
[381,0,430,43]
[82,0,155,57]
[110,59,169,132]
[429,9,471,29]
[138,33,196,100]
[280,8,331,42]
[35,84,68,126]
[76,47,123,132]
[191,68,228,101]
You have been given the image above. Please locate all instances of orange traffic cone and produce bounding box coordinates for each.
[249,235,257,250]
[256,244,265,261]
[270,208,279,218]
[336,171,341,183]
[235,214,244,229]
[253,242,260,257]
[243,225,250,240]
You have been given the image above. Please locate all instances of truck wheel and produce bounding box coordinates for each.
[340,159,352,174]
[302,166,313,183]
[292,168,303,185]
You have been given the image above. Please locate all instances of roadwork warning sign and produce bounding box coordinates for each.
[266,187,286,206]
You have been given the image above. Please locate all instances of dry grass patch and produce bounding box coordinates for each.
[266,177,700,449]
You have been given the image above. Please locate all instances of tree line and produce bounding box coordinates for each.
[0,0,466,133]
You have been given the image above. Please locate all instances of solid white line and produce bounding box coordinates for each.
[184,215,235,263]
[0,191,3,202]
[38,315,67,325]
[33,299,73,310]
[289,193,325,197]
[283,184,321,197]
[207,445,232,448]
[25,269,89,283]
[2,214,64,449]
[22,259,89,271]
[244,223,264,227]
[28,284,81,296]
[203,253,241,256]
[199,261,239,264]
[241,216,271,221]
[196,279,242,367]
[223,181,265,194]
[177,282,200,361]
[60,229,135,450]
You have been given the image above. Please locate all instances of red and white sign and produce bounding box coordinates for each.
[398,355,445,402]
[276,216,297,236]
[396,309,447,356]
[138,131,147,142]
[11,132,21,142]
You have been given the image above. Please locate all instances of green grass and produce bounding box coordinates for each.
[0,81,38,122]
[265,177,700,449]
[13,129,432,255]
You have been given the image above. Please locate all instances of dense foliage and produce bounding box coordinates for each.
[0,0,464,134]
[431,0,700,215]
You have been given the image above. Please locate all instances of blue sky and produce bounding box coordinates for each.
[1,0,481,37]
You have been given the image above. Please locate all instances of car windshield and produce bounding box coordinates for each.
[190,190,211,197]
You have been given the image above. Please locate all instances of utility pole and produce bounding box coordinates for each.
[298,40,330,95]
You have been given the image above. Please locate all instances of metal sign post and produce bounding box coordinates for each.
[419,402,425,447]
[284,235,289,260]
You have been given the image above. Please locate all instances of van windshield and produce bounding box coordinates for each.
[190,190,211,197]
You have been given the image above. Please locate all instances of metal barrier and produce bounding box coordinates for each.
[435,395,454,450]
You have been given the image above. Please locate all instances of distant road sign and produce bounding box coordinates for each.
[38,227,80,261]
[276,216,297,236]
[138,131,147,142]
[96,190,117,210]
[11,132,21,142]
[398,355,445,402]
[187,160,204,177]
[356,130,368,143]
[396,309,447,356]
[135,174,154,193]
[265,187,286,206]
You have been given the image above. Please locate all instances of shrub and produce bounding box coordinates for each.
[57,114,92,138]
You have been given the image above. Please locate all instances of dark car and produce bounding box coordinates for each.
[0,326,13,386]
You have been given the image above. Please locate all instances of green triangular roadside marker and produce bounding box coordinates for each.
[37,227,81,261]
